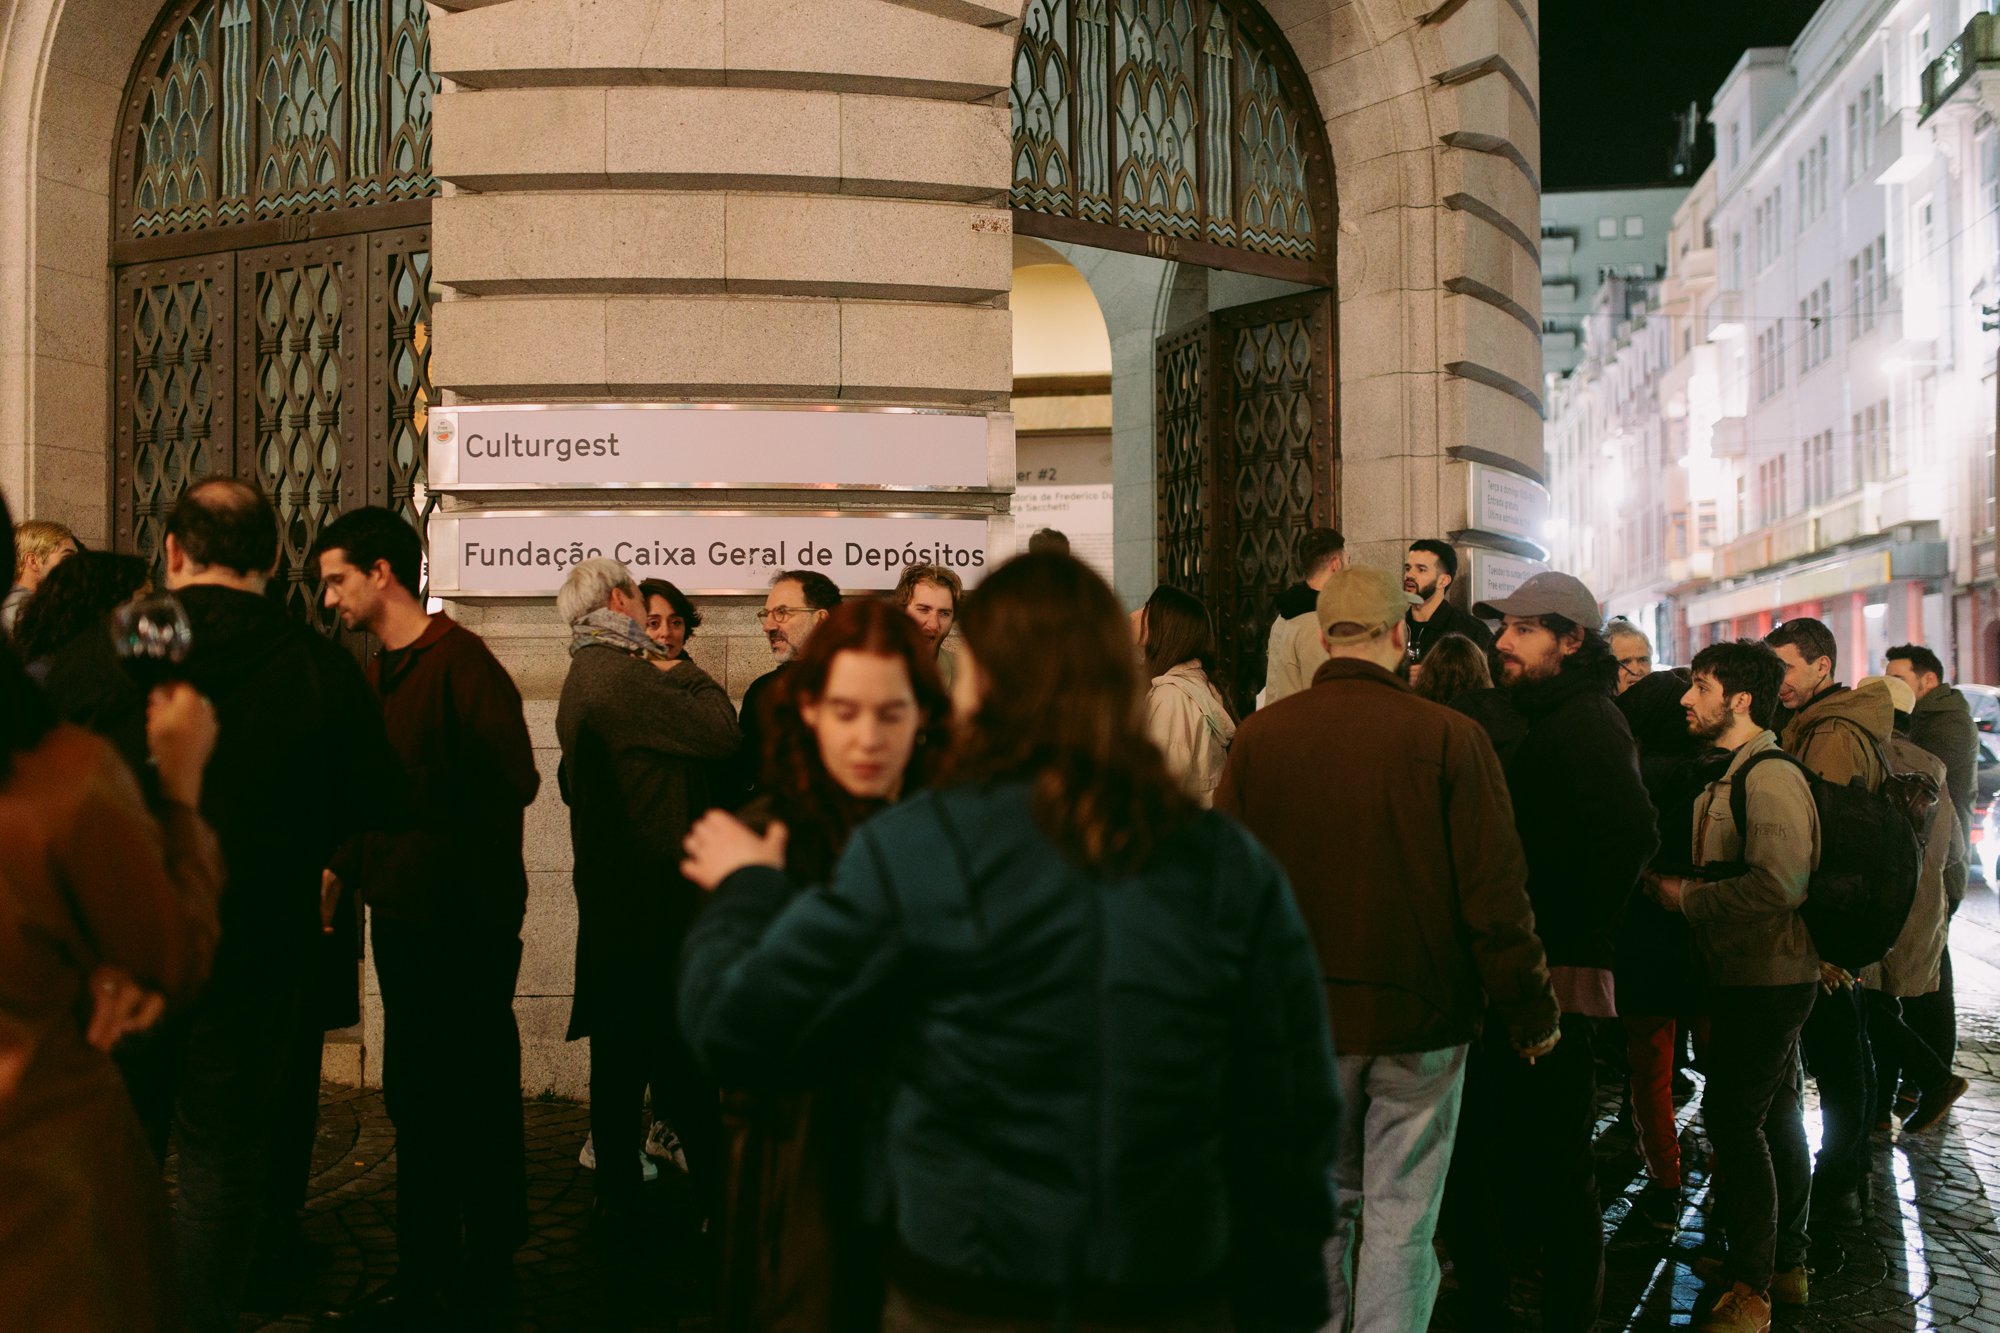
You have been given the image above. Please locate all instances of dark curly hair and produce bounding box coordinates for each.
[760,598,952,880]
[13,550,149,666]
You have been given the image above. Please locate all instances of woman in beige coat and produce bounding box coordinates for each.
[0,617,223,1332]
[1137,585,1237,806]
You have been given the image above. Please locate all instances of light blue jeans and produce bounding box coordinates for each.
[1325,1043,1469,1333]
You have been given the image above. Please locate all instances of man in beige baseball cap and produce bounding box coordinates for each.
[1216,564,1559,1333]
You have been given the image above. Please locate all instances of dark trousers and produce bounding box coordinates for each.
[587,981,722,1218]
[1799,982,1871,1198]
[172,952,310,1333]
[1864,990,1953,1112]
[1442,1013,1602,1333]
[1903,944,1957,1071]
[371,916,529,1284]
[1706,983,1815,1293]
[258,1004,326,1258]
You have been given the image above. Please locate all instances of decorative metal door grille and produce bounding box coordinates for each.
[1155,290,1336,712]
[122,0,434,242]
[1012,0,1334,285]
[112,0,435,633]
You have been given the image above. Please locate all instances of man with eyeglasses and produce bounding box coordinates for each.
[734,570,842,800]
[1609,621,1655,696]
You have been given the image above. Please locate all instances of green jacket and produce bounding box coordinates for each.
[1780,679,1894,788]
[1684,730,1821,987]
[680,780,1339,1330]
[1909,682,1979,833]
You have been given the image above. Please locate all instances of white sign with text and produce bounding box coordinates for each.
[1466,462,1550,547]
[1467,548,1547,608]
[429,403,996,491]
[428,510,1003,597]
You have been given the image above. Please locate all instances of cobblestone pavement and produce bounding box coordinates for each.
[252,891,2000,1332]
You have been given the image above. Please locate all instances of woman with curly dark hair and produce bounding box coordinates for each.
[12,551,148,678]
[680,553,1339,1333]
[707,597,951,1332]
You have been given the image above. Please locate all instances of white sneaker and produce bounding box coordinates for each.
[578,1133,659,1182]
[643,1120,690,1173]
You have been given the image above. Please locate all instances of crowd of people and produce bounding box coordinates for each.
[0,489,1981,1333]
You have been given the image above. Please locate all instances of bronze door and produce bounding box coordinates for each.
[112,225,433,629]
[1154,288,1336,712]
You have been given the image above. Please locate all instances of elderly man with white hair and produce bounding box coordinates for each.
[553,557,740,1229]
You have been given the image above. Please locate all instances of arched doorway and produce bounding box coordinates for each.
[110,0,437,629]
[1009,0,1336,708]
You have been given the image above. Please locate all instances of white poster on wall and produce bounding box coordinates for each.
[1012,485,1114,583]
[429,510,1005,597]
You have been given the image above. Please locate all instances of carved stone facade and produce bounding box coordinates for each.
[0,0,1543,1094]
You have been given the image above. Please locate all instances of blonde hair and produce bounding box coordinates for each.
[13,520,74,580]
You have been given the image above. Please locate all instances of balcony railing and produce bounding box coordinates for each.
[1922,13,2000,120]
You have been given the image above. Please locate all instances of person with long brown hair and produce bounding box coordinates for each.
[715,597,951,1333]
[1137,584,1235,806]
[680,552,1339,1333]
[1409,630,1492,708]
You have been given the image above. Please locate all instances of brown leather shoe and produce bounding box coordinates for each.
[1695,1283,1772,1333]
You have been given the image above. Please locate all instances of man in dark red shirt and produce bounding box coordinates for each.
[314,507,541,1327]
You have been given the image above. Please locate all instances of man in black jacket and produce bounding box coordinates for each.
[1404,538,1495,671]
[1442,570,1658,1333]
[43,479,400,1333]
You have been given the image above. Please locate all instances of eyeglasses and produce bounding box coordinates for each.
[758,606,817,626]
[1617,656,1652,673]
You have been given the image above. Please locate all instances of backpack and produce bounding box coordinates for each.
[1725,723,1935,971]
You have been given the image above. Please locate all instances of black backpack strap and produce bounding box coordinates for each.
[1726,748,1813,844]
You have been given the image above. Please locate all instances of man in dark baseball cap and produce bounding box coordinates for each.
[1439,568,1657,1333]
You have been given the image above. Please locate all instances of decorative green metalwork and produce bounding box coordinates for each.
[126,274,223,567]
[125,0,434,238]
[384,246,433,532]
[252,256,350,629]
[1012,0,1323,266]
[132,12,218,234]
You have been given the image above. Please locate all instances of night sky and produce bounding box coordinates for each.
[1540,0,1829,189]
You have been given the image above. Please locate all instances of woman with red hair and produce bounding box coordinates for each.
[714,597,952,1331]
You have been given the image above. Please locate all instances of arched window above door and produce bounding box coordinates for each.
[1010,0,1335,286]
[119,0,435,243]
[111,0,437,632]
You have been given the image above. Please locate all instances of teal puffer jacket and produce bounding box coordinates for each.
[680,780,1339,1331]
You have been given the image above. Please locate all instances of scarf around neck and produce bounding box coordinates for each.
[568,607,664,660]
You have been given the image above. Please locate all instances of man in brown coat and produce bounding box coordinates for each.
[1215,565,1559,1333]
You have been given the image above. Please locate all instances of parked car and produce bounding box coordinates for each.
[1960,682,2000,734]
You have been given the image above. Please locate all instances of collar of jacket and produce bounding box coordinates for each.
[1309,656,1407,691]
[1274,580,1318,621]
[1719,728,1781,780]
[1505,652,1617,719]
[375,612,453,690]
[1914,682,1967,716]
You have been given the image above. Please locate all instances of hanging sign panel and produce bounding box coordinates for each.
[1465,461,1550,547]
[428,403,998,491]
[428,510,1004,598]
[1465,548,1548,609]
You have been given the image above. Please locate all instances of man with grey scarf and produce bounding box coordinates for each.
[554,558,740,1228]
